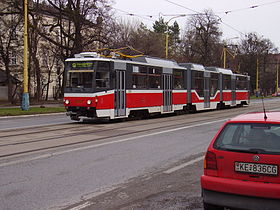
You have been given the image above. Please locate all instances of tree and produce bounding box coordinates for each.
[153,17,181,59]
[25,0,115,98]
[238,32,278,93]
[181,9,222,65]
[32,0,114,58]
[153,17,168,34]
[111,21,165,58]
[0,0,23,104]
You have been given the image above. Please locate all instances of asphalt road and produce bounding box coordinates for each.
[0,98,279,210]
[0,112,68,131]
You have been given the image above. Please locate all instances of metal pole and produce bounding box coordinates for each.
[256,57,259,91]
[277,62,279,94]
[165,33,169,59]
[21,0,29,110]
[223,46,226,68]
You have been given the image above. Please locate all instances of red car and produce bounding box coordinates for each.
[201,112,280,210]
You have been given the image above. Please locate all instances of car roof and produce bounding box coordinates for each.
[228,112,280,123]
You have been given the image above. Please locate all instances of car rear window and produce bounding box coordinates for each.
[214,123,280,154]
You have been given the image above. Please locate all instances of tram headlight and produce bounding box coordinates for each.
[64,99,70,105]
[87,100,92,105]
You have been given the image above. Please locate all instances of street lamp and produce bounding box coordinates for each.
[165,15,186,59]
[21,0,29,110]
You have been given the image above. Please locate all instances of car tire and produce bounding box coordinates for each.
[203,202,224,210]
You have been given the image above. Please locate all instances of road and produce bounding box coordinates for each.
[0,99,279,210]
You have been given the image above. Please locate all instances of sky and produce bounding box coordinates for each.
[113,0,280,49]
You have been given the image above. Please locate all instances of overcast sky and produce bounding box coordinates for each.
[113,0,280,49]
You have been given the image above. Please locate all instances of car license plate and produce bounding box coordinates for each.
[235,162,278,176]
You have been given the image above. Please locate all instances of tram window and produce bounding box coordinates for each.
[174,69,184,89]
[132,66,147,88]
[236,76,247,90]
[148,67,161,89]
[223,75,231,90]
[98,61,110,71]
[66,72,93,89]
[192,71,204,97]
[96,61,110,88]
[210,73,219,97]
[96,72,109,88]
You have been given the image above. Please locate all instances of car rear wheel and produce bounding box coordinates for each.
[203,202,224,210]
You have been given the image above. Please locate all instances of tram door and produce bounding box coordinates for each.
[163,74,172,112]
[231,75,236,106]
[115,70,126,117]
[204,72,210,108]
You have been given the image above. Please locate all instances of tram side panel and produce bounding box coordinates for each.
[235,75,250,105]
[172,69,187,111]
[221,74,233,107]
[125,64,164,116]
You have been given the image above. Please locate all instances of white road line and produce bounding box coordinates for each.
[0,118,226,168]
[69,201,92,210]
[163,156,204,174]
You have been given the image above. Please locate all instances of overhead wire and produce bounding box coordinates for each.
[114,0,280,37]
[164,0,200,14]
[113,7,156,22]
[219,0,280,15]
[163,0,245,35]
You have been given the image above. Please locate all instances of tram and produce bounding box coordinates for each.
[63,52,250,121]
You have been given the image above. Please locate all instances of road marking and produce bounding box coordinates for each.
[69,201,92,210]
[0,119,226,168]
[163,156,204,174]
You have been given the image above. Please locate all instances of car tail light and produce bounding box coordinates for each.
[204,151,217,170]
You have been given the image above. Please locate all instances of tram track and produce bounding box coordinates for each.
[0,101,279,160]
[0,116,225,159]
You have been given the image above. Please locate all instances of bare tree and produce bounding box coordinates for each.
[112,21,166,58]
[0,1,23,104]
[239,32,278,93]
[30,0,114,58]
[182,9,222,65]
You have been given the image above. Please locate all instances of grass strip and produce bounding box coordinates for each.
[0,107,65,116]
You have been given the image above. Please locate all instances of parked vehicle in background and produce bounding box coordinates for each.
[201,112,280,210]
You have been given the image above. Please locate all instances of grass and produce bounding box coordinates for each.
[250,95,276,100]
[0,107,66,117]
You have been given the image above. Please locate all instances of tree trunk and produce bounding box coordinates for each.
[4,63,14,104]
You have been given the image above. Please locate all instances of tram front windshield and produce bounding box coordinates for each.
[65,61,110,93]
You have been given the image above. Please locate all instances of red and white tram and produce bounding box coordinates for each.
[63,52,250,121]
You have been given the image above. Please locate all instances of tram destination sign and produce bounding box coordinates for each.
[71,62,93,69]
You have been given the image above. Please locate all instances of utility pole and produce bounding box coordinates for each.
[21,0,29,110]
[256,57,259,93]
[277,62,279,94]
[221,37,238,69]
[223,46,227,68]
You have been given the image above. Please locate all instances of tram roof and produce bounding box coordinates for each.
[66,53,185,69]
[131,56,184,69]
[179,63,205,71]
[205,67,233,75]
